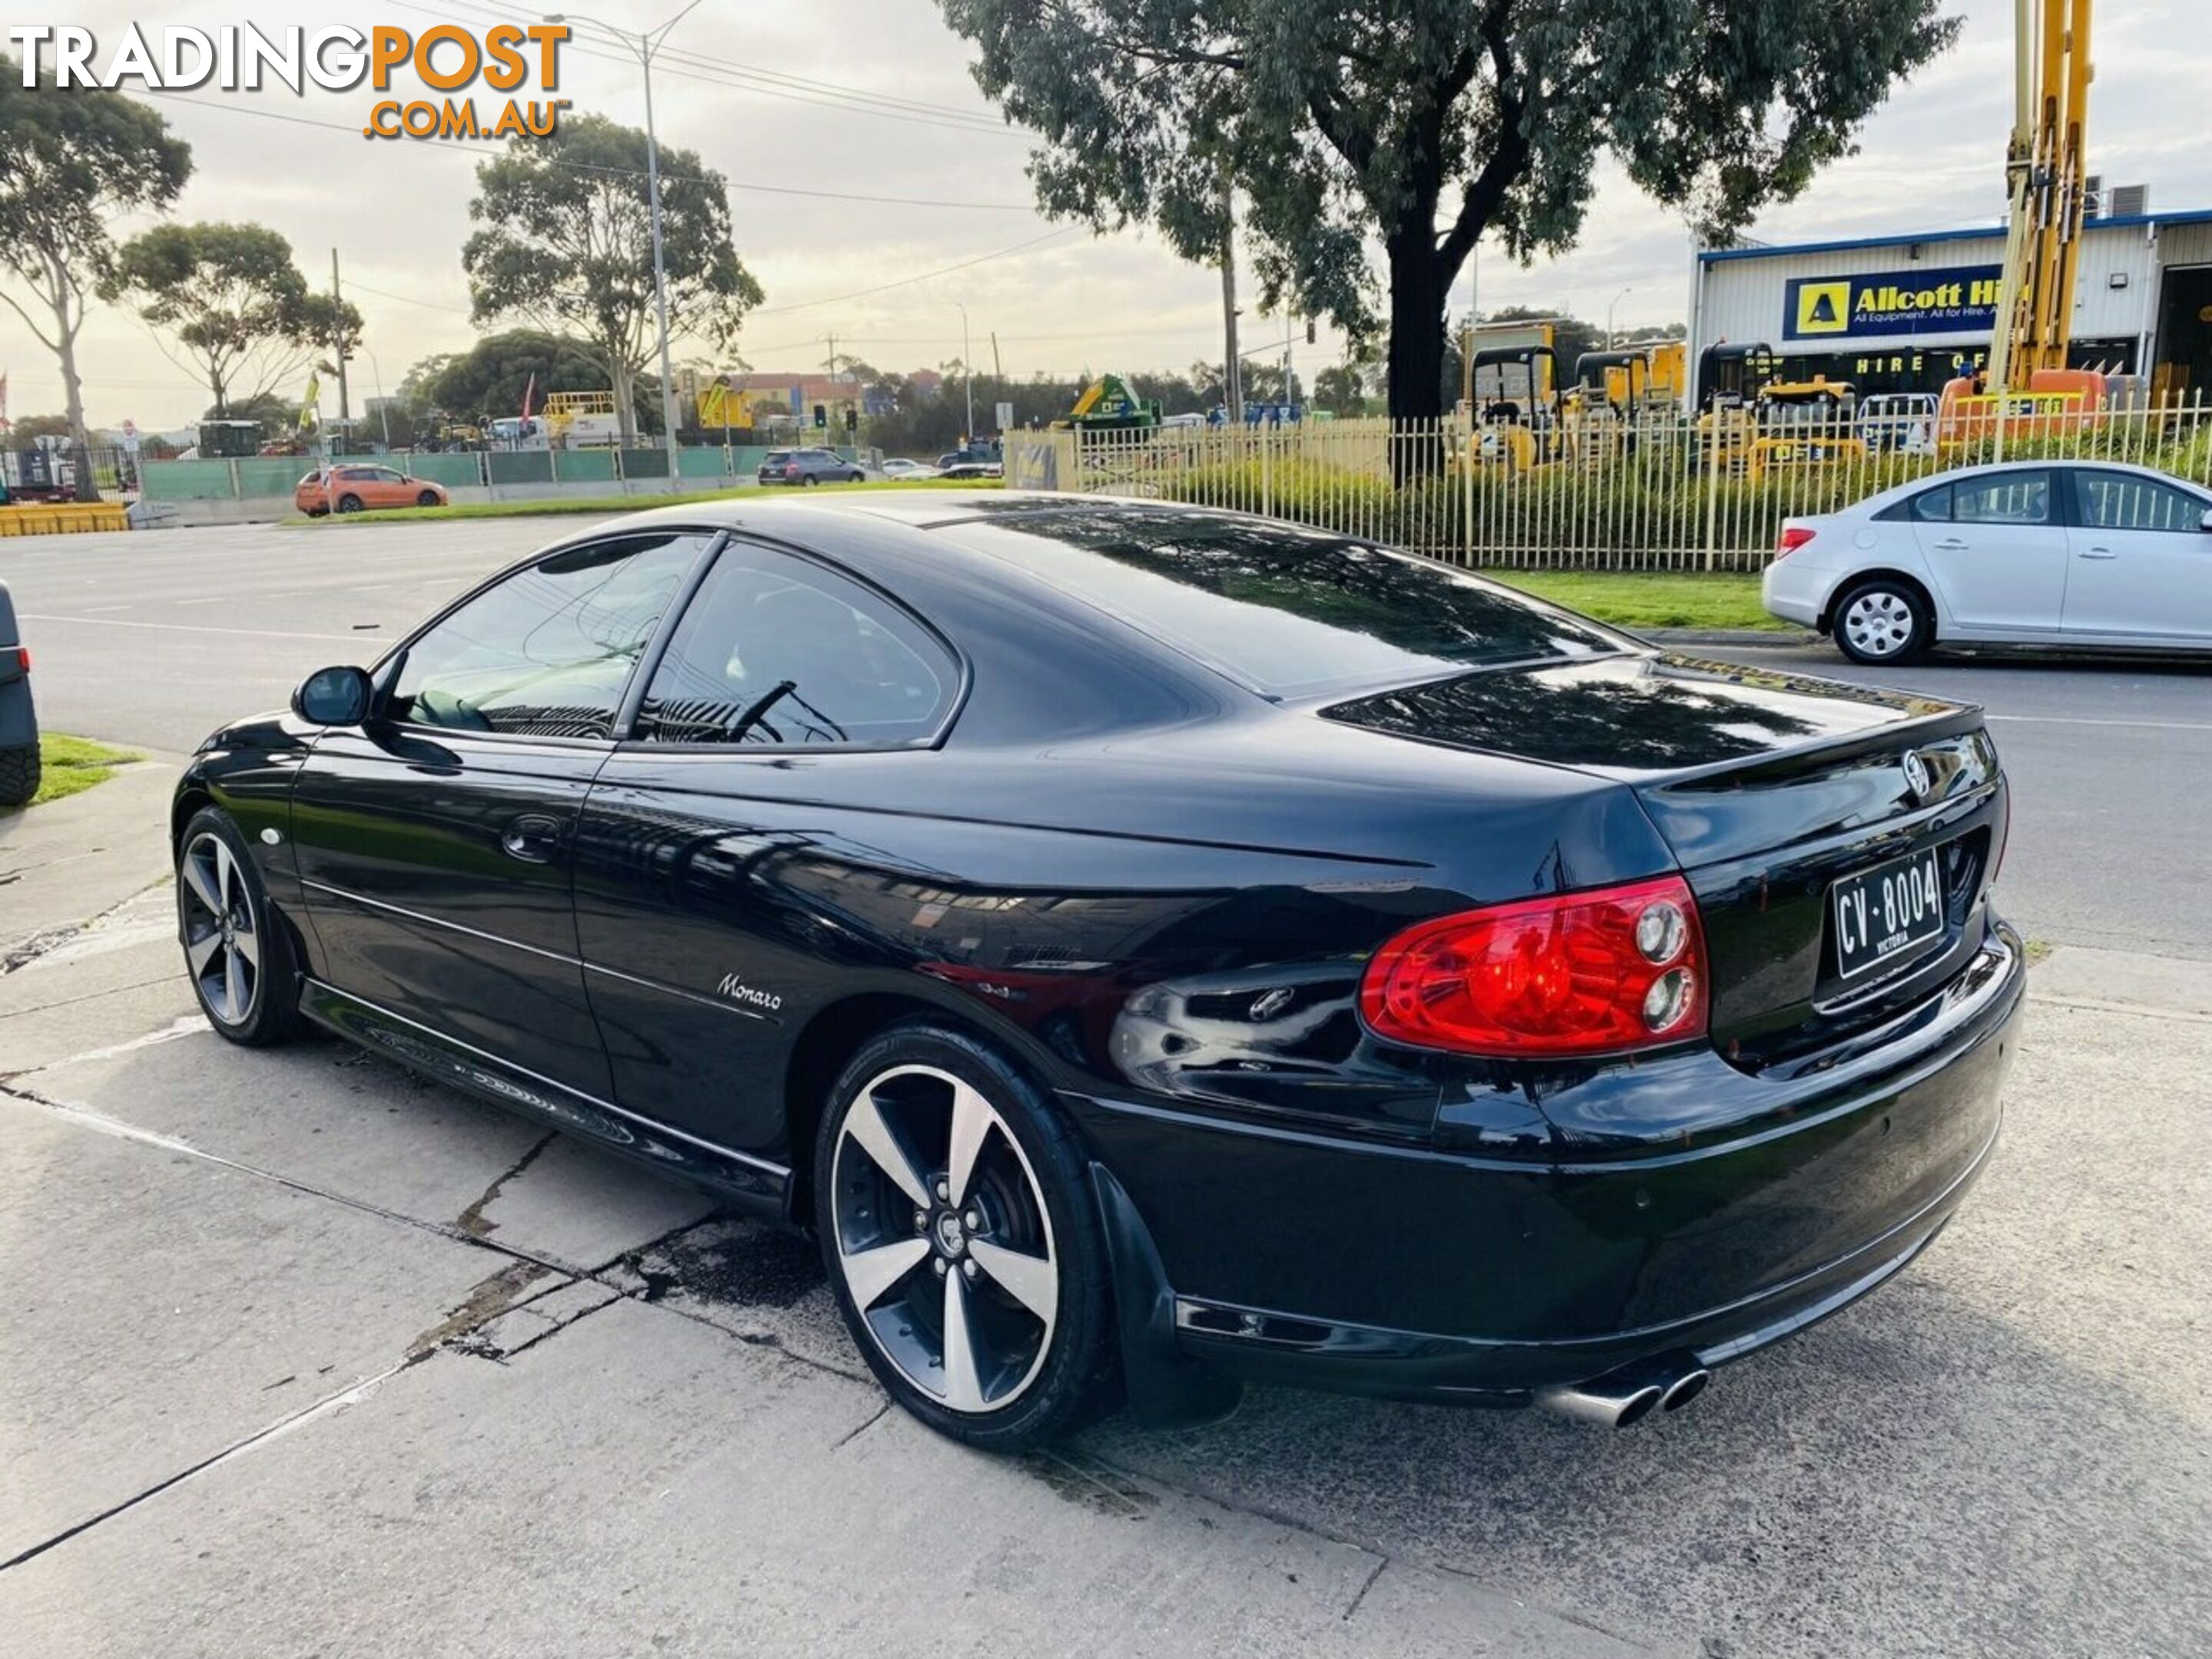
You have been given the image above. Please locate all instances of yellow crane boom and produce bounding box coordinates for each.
[1987,0,2094,391]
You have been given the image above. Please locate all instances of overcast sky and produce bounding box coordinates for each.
[6,0,2207,430]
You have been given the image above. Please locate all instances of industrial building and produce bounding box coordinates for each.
[1687,204,2212,402]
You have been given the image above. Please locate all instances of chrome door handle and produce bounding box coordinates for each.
[1932,538,1969,551]
[2076,547,2118,559]
[501,813,564,863]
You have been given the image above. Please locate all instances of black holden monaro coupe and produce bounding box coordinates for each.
[174,492,2022,1449]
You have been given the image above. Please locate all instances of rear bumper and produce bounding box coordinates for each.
[1165,1114,1991,1404]
[1069,922,2024,1406]
[1760,558,1827,629]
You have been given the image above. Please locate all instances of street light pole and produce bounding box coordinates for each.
[365,349,391,448]
[1607,287,1633,349]
[957,304,975,439]
[546,2,702,492]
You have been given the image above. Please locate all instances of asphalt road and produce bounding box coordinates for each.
[2,520,2207,959]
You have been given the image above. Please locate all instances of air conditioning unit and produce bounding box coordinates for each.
[2108,184,2150,219]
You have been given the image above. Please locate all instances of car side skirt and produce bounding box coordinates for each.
[294,976,791,1215]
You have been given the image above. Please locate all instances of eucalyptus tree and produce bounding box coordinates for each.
[0,57,191,498]
[939,0,1959,432]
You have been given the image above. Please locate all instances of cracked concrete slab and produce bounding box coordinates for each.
[0,1088,522,1566]
[0,760,177,962]
[614,1214,852,1373]
[19,990,715,1274]
[0,1297,1645,1657]
[457,1126,719,1273]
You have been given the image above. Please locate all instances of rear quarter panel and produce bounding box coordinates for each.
[570,712,1675,1163]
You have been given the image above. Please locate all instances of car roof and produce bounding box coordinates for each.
[1839,457,2207,515]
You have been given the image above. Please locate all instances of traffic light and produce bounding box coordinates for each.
[843,407,857,435]
[1306,317,1316,344]
[813,404,826,429]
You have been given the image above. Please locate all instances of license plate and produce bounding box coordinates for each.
[1831,846,1946,980]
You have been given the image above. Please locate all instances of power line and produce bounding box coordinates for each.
[346,280,477,316]
[430,0,1015,130]
[130,88,1033,210]
[751,228,1078,316]
[406,0,1023,138]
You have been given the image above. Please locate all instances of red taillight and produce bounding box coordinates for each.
[1776,526,1816,559]
[1359,876,1708,1058]
[15,647,28,673]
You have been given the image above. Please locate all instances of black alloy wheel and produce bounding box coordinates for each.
[176,806,297,1047]
[816,1023,1114,1450]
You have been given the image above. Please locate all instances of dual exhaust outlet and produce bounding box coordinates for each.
[1535,1355,1711,1429]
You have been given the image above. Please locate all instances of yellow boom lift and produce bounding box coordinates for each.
[1941,0,2102,443]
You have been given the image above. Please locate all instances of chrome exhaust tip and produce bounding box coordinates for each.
[1660,1366,1711,1412]
[1535,1356,1710,1429]
[1534,1378,1666,1430]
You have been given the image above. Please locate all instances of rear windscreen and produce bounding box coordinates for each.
[943,508,1626,697]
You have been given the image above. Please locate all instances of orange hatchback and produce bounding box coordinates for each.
[296,464,449,516]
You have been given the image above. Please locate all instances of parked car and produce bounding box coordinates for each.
[0,578,37,806]
[936,461,1004,481]
[296,465,450,517]
[758,447,866,486]
[1766,459,2212,664]
[936,444,1003,471]
[174,493,2022,1450]
[879,458,939,481]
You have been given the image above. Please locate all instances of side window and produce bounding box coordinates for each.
[389,532,710,739]
[1912,484,1952,523]
[1952,471,2053,527]
[635,544,956,748]
[2075,471,2207,533]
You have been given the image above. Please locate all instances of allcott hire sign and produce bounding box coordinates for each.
[1783,265,2005,343]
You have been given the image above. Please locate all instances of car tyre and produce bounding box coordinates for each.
[0,741,39,808]
[177,806,299,1047]
[1832,576,1933,666]
[336,493,363,514]
[801,475,820,487]
[814,1021,1116,1452]
[416,489,440,507]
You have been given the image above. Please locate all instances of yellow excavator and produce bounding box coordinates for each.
[1940,0,2104,444]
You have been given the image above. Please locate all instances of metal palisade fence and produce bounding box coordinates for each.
[1004,394,2212,570]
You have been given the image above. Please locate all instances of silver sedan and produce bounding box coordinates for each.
[1763,460,2212,663]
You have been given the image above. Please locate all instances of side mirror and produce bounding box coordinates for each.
[2200,508,2212,533]
[293,664,373,727]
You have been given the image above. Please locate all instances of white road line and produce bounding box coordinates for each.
[18,613,366,643]
[1984,714,2212,733]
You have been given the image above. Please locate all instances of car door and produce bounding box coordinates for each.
[2062,469,2212,644]
[291,528,717,1096]
[571,538,963,1153]
[1912,468,2070,637]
